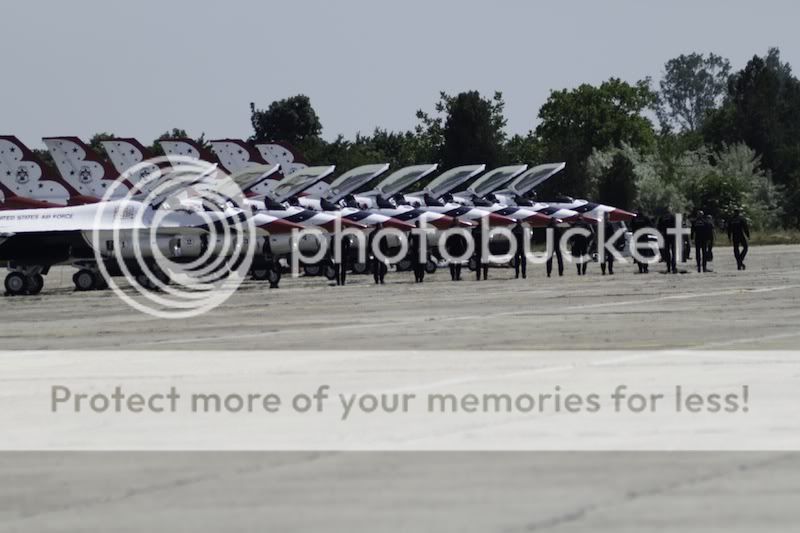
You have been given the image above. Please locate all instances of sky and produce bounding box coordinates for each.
[2,0,799,150]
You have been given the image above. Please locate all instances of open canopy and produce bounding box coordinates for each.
[374,164,438,197]
[466,165,528,198]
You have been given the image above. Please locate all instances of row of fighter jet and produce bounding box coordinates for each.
[0,135,635,295]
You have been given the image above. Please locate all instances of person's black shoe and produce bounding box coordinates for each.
[742,263,746,270]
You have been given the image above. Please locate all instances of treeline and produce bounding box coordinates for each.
[63,48,800,229]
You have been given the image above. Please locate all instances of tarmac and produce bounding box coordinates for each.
[1,244,800,531]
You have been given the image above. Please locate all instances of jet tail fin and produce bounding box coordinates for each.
[0,135,82,208]
[158,138,228,172]
[254,142,309,178]
[43,136,128,199]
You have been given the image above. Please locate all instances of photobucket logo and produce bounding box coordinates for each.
[90,156,256,319]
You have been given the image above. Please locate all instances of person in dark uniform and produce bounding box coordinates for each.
[728,209,750,270]
[446,219,466,281]
[369,224,388,284]
[545,218,564,278]
[658,212,678,274]
[690,211,714,272]
[511,221,527,279]
[570,222,590,275]
[703,213,716,270]
[334,234,351,286]
[599,220,615,275]
[472,224,488,281]
[410,221,426,283]
[630,212,653,273]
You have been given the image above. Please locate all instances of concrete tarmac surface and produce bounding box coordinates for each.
[1,245,800,532]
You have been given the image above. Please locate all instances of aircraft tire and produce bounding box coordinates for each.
[304,264,321,277]
[251,268,270,281]
[425,259,437,274]
[351,262,368,275]
[324,264,336,281]
[396,259,411,272]
[74,269,98,292]
[4,272,27,296]
[268,266,281,287]
[25,274,44,295]
[467,257,477,271]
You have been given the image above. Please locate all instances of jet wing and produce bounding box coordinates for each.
[374,164,438,197]
[465,165,528,197]
[321,164,390,202]
[505,163,566,196]
[422,164,486,199]
[268,166,336,203]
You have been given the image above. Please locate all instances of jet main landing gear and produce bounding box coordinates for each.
[4,268,45,296]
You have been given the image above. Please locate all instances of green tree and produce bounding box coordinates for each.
[534,78,657,197]
[249,95,322,145]
[656,53,731,133]
[596,153,637,211]
[703,48,800,226]
[416,91,507,168]
[88,132,115,163]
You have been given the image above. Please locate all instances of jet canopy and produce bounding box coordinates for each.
[420,164,486,199]
[505,163,566,196]
[269,166,336,203]
[466,165,528,198]
[374,164,438,197]
[324,164,389,202]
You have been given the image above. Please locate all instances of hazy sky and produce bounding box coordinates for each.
[2,0,799,149]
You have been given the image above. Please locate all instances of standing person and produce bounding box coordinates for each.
[512,221,527,279]
[472,224,488,281]
[446,219,466,281]
[599,220,615,275]
[410,221,426,283]
[335,234,351,286]
[728,209,751,270]
[703,213,716,271]
[658,213,678,274]
[570,222,590,276]
[630,212,653,274]
[369,223,387,284]
[691,211,709,272]
[545,218,564,278]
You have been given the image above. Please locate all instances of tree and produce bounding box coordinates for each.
[416,91,507,168]
[88,132,115,163]
[656,53,731,133]
[250,95,322,145]
[149,129,210,156]
[596,153,637,211]
[534,78,657,197]
[703,48,800,226]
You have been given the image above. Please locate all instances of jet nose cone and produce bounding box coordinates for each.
[608,209,636,222]
[487,212,516,226]
[523,212,553,227]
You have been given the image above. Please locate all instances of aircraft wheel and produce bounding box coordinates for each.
[74,269,98,292]
[467,257,477,271]
[95,275,109,291]
[304,264,321,277]
[351,262,368,275]
[425,259,437,274]
[396,259,412,272]
[324,264,336,281]
[251,267,270,281]
[25,274,44,295]
[5,272,27,296]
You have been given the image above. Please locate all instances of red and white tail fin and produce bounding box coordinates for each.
[254,142,309,177]
[157,138,230,172]
[101,138,164,192]
[43,136,128,199]
[209,139,284,197]
[0,135,77,208]
[209,139,268,173]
